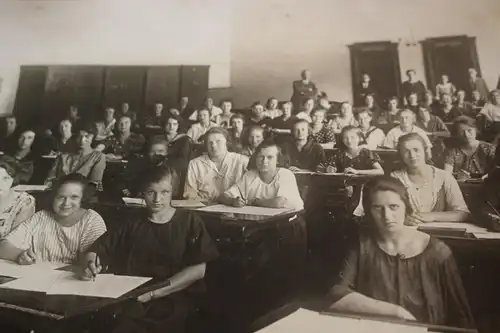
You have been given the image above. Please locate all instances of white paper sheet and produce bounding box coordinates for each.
[46,273,152,298]
[257,308,426,333]
[0,260,66,279]
[472,232,500,239]
[0,270,72,292]
[196,204,293,216]
[12,185,49,192]
[171,200,206,208]
[122,197,146,206]
[419,222,487,233]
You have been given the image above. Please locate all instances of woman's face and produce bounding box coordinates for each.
[222,101,232,113]
[52,182,83,217]
[118,117,131,133]
[268,99,278,110]
[0,167,13,194]
[472,91,481,101]
[59,120,72,137]
[441,75,449,84]
[388,99,398,110]
[442,94,452,106]
[256,146,278,173]
[408,94,418,105]
[493,93,500,105]
[457,124,477,143]
[148,143,168,162]
[418,108,431,123]
[425,92,433,103]
[357,112,372,129]
[206,133,228,158]
[205,98,214,109]
[399,111,414,128]
[292,122,309,141]
[104,108,115,121]
[76,130,93,149]
[342,130,360,150]
[165,118,179,134]
[365,95,374,107]
[6,118,16,133]
[144,178,173,213]
[457,91,466,102]
[311,111,325,125]
[155,104,163,117]
[252,105,264,118]
[248,129,264,149]
[282,103,292,117]
[370,190,407,234]
[18,131,35,150]
[400,138,427,168]
[341,103,352,117]
[304,99,314,112]
[198,110,210,124]
[231,118,244,132]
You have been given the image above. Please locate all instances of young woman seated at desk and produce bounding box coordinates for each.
[46,119,77,154]
[220,140,304,210]
[184,127,249,201]
[328,102,358,134]
[227,113,245,152]
[478,145,500,231]
[240,125,265,157]
[45,123,106,191]
[356,109,385,150]
[281,119,325,172]
[270,101,297,131]
[391,133,470,224]
[80,166,218,333]
[186,108,218,144]
[444,116,495,180]
[0,174,106,264]
[95,115,145,160]
[309,108,336,148]
[94,107,116,142]
[317,126,384,176]
[0,156,35,239]
[5,129,37,184]
[295,98,315,123]
[329,176,474,328]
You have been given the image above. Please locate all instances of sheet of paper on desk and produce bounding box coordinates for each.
[46,274,152,298]
[419,222,488,233]
[12,185,49,192]
[122,197,146,206]
[0,270,71,292]
[196,204,293,216]
[472,232,500,239]
[171,200,206,208]
[257,308,426,333]
[0,260,66,279]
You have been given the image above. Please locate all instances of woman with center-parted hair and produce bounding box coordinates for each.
[391,133,470,225]
[5,128,37,184]
[329,176,474,328]
[0,173,106,264]
[240,125,265,157]
[220,139,303,210]
[80,165,218,333]
[184,127,248,201]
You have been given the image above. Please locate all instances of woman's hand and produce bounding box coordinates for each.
[231,197,247,207]
[80,252,102,281]
[137,291,155,303]
[325,165,337,173]
[395,305,417,321]
[405,214,424,226]
[344,167,358,175]
[17,249,36,265]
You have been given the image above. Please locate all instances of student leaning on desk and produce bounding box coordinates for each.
[219,139,304,210]
[80,165,219,333]
[0,173,106,264]
[329,176,475,328]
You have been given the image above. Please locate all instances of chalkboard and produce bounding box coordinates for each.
[180,66,209,109]
[103,66,147,113]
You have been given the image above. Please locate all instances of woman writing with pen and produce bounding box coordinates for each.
[219,139,304,210]
[0,173,106,264]
[79,165,218,333]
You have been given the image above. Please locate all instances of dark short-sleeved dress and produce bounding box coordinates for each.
[320,148,381,171]
[91,210,219,333]
[435,107,463,123]
[330,235,474,328]
[309,126,336,144]
[103,133,146,158]
[281,140,325,171]
[444,141,496,175]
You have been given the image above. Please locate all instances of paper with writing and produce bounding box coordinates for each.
[0,270,71,292]
[0,260,66,279]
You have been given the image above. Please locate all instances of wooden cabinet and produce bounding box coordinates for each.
[180,65,209,109]
[13,65,210,126]
[144,66,181,111]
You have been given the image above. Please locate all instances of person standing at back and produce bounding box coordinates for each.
[291,69,318,110]
[467,68,489,101]
[401,69,426,105]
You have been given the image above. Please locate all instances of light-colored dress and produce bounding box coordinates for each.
[383,126,433,149]
[186,122,218,143]
[328,116,358,133]
[0,191,35,238]
[5,209,107,263]
[391,166,469,213]
[184,152,249,201]
[224,168,304,210]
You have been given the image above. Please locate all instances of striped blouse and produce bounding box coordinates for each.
[5,209,106,264]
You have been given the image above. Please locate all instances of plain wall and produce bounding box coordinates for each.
[0,0,232,115]
[230,0,500,106]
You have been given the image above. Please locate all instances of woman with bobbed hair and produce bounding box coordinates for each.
[329,176,474,328]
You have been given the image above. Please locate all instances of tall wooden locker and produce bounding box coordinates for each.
[13,66,48,126]
[144,66,181,113]
[103,66,147,117]
[180,66,209,109]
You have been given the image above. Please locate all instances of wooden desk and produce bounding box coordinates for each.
[0,270,169,333]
